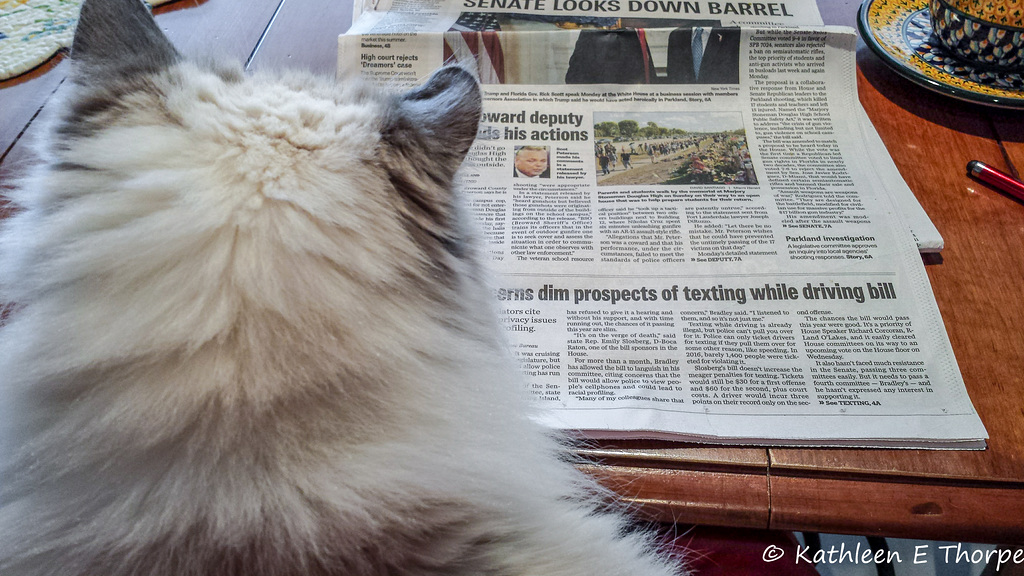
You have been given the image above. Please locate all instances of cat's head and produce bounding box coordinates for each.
[34,0,483,337]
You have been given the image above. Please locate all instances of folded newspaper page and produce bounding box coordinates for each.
[337,6,982,447]
[345,0,941,250]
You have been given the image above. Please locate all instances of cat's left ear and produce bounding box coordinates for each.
[70,0,179,79]
[383,67,482,182]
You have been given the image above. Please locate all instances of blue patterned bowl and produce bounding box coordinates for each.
[930,0,1024,70]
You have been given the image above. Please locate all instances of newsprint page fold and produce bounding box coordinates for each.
[337,0,987,448]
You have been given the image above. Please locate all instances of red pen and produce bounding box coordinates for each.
[967,160,1024,202]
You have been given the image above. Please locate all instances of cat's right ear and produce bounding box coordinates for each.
[383,67,482,184]
[70,0,179,79]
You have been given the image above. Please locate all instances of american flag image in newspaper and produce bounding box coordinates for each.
[451,12,502,31]
[443,31,505,84]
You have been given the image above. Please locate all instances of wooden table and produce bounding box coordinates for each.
[2,0,1022,545]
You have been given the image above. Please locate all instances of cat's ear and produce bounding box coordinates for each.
[379,67,481,260]
[70,0,179,78]
[383,66,482,182]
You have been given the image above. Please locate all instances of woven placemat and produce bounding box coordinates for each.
[0,0,175,81]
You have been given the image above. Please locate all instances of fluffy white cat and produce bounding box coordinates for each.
[0,0,685,574]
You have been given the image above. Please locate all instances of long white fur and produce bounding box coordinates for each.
[0,1,686,574]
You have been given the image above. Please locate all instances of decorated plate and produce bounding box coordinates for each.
[857,0,1024,109]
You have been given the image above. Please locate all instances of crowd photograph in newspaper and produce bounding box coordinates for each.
[593,112,757,186]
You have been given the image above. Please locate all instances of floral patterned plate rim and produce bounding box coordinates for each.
[857,0,1024,109]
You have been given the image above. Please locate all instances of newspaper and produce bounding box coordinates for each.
[337,3,984,447]
[348,0,827,34]
[344,0,942,251]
